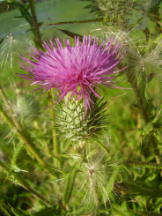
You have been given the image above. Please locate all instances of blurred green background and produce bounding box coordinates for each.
[0,0,102,82]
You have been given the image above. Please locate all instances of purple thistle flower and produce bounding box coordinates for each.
[19,36,125,108]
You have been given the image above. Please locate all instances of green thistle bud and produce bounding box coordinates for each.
[56,96,108,145]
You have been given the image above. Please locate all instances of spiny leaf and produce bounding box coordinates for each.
[46,18,101,26]
[63,168,78,205]
[56,28,83,41]
[34,207,62,216]
[0,37,4,45]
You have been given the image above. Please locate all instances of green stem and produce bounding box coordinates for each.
[0,86,20,130]
[126,69,161,167]
[0,204,11,216]
[28,0,43,49]
[125,161,162,169]
[133,84,150,123]
[0,103,63,177]
[46,18,102,26]
[106,164,120,195]
[126,70,150,123]
[48,91,60,167]
[0,160,51,206]
[0,104,45,166]
[12,143,23,166]
[119,182,162,197]
[96,139,110,155]
[63,168,78,206]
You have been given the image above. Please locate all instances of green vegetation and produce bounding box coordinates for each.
[0,0,162,215]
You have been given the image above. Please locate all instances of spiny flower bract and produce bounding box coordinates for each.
[55,96,109,144]
[20,36,124,108]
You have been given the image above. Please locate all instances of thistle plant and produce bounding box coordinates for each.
[18,35,123,156]
[82,0,133,26]
[0,0,162,215]
[16,34,125,213]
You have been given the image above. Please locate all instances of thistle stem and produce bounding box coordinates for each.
[106,164,120,195]
[0,85,63,175]
[46,18,102,26]
[28,0,43,49]
[125,161,162,169]
[0,104,44,165]
[48,90,60,167]
[126,69,161,173]
[0,160,52,206]
[0,103,61,177]
[133,85,150,123]
[0,204,11,216]
[126,70,150,123]
[0,85,20,130]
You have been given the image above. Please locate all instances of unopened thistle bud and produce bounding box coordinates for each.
[56,96,108,144]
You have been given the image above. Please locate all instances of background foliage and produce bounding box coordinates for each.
[0,0,162,215]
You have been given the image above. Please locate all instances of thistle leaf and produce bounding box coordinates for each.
[63,168,78,205]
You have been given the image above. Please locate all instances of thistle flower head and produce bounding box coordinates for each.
[20,36,124,108]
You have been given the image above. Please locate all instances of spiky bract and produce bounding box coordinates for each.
[56,96,108,144]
